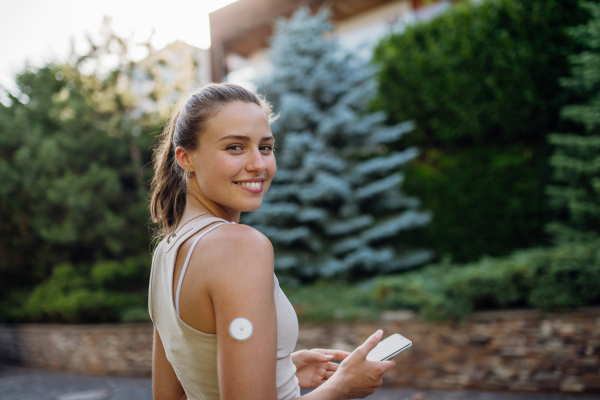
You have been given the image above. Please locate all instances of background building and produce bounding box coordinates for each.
[209,0,452,89]
[130,40,212,118]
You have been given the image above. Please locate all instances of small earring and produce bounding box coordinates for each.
[186,170,193,179]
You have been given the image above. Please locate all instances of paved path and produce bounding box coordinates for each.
[1,364,599,400]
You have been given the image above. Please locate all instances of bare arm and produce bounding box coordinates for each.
[152,327,187,400]
[209,225,279,400]
[199,224,395,400]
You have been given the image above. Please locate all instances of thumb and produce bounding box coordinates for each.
[355,329,383,358]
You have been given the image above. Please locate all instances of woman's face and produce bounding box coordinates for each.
[187,101,276,216]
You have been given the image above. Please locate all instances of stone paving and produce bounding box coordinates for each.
[1,364,599,400]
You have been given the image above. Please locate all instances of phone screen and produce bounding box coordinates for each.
[366,333,412,361]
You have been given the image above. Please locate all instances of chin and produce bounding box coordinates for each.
[224,198,264,213]
[240,200,264,213]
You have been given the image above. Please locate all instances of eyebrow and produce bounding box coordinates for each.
[218,134,274,142]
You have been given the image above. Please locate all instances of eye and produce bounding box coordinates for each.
[260,145,273,152]
[227,144,243,151]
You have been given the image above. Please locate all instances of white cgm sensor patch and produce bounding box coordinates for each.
[229,317,253,342]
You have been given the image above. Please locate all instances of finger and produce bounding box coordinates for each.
[371,359,397,372]
[312,350,335,362]
[300,350,333,363]
[354,329,383,357]
[383,359,396,371]
[324,370,335,379]
[312,349,351,360]
[327,362,339,371]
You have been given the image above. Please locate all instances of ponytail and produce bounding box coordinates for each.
[149,109,187,242]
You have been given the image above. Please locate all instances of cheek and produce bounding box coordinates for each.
[200,153,240,186]
[210,156,240,184]
[268,156,277,177]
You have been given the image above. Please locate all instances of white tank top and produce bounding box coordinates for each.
[148,217,300,400]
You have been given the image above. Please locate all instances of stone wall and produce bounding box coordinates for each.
[0,324,153,376]
[1,308,599,393]
[296,308,600,394]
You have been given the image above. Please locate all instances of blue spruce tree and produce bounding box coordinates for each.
[546,2,600,244]
[243,7,433,282]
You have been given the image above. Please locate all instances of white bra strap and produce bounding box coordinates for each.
[175,222,228,317]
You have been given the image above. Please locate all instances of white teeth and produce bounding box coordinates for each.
[237,181,263,188]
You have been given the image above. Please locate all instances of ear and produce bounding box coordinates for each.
[175,146,194,173]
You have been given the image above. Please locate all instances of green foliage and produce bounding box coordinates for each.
[547,2,600,243]
[374,0,585,146]
[367,240,600,321]
[372,0,588,262]
[246,7,432,281]
[120,307,152,323]
[528,242,600,309]
[401,144,550,262]
[0,22,166,323]
[90,255,151,291]
[9,261,149,323]
[282,281,381,322]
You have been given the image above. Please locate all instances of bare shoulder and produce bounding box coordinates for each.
[203,223,273,255]
[208,222,270,244]
[200,223,274,281]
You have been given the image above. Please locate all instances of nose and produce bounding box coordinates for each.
[245,146,267,173]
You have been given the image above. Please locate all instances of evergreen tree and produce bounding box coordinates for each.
[546,2,600,244]
[243,7,433,282]
[0,21,168,321]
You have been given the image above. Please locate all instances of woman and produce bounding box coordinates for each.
[148,83,396,400]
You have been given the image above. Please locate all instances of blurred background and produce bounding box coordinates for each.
[1,0,599,398]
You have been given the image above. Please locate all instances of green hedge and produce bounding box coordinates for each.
[373,0,588,262]
[400,144,551,262]
[1,255,152,324]
[367,239,600,321]
[374,0,586,146]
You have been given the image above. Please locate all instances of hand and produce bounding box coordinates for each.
[291,348,350,389]
[327,330,397,399]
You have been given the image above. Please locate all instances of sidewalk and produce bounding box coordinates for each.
[1,363,599,400]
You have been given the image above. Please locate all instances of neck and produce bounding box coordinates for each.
[184,192,240,224]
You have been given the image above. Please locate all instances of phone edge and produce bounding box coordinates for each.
[380,342,412,361]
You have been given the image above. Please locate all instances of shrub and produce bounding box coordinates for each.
[0,22,162,321]
[374,0,586,147]
[372,0,589,262]
[90,255,151,291]
[529,242,600,310]
[368,239,600,321]
[7,260,149,323]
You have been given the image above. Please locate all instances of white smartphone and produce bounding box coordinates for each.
[366,333,412,361]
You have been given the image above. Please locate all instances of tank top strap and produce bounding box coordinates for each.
[164,216,233,254]
[175,221,230,317]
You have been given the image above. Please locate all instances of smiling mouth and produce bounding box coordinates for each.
[234,181,263,189]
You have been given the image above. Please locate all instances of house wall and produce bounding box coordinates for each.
[224,0,453,91]
[130,41,211,118]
